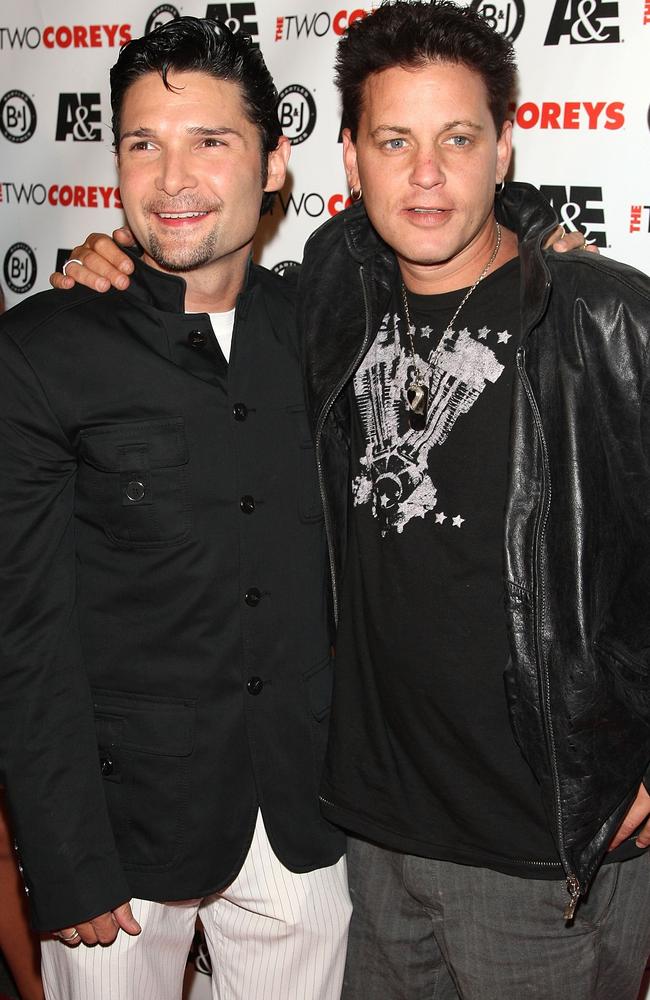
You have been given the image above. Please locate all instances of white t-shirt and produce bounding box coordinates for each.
[205,308,236,361]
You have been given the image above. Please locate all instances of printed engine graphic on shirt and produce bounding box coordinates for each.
[352,311,506,535]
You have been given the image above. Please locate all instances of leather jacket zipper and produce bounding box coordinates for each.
[315,264,374,627]
[516,342,581,920]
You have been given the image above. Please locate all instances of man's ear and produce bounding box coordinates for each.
[342,128,360,193]
[496,120,512,185]
[264,135,291,193]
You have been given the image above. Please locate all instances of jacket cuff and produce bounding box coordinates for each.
[643,764,650,797]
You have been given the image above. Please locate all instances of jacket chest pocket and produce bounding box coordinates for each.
[78,417,190,548]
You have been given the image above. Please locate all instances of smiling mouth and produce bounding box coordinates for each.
[157,211,210,219]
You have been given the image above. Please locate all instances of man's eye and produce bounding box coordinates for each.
[447,135,471,147]
[130,140,154,151]
[384,138,406,150]
[202,138,224,148]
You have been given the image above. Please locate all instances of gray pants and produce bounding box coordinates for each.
[343,837,650,1000]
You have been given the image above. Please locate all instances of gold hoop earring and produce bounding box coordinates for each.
[350,186,363,202]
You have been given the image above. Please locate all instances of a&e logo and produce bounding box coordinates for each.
[3,242,37,294]
[469,0,525,42]
[545,0,620,44]
[55,94,102,142]
[539,184,607,247]
[0,90,36,143]
[205,3,258,44]
[277,85,316,145]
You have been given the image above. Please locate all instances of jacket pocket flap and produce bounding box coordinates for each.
[80,418,188,472]
[92,690,195,756]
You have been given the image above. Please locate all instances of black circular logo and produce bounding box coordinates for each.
[0,90,37,143]
[145,4,180,34]
[276,85,317,146]
[271,260,301,277]
[4,243,37,294]
[469,0,525,41]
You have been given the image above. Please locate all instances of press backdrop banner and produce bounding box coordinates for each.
[1,0,649,307]
[1,1,649,997]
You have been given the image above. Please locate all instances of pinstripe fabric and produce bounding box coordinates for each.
[201,811,350,1000]
[41,811,351,1000]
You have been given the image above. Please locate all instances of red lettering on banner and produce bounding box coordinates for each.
[563,102,580,129]
[604,101,625,129]
[645,1,650,24]
[583,102,606,128]
[630,206,642,233]
[514,101,624,130]
[47,185,120,208]
[42,24,130,48]
[333,9,367,35]
[275,16,284,40]
[328,193,352,215]
[539,103,560,128]
[516,102,538,128]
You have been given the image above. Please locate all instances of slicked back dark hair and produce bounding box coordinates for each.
[335,0,517,140]
[110,16,282,212]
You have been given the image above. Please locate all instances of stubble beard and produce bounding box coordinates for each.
[145,227,221,273]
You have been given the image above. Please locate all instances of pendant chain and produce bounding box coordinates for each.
[401,221,502,389]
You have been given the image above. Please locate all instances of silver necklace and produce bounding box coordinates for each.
[402,221,502,431]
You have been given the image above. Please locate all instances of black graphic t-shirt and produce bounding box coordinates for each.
[325,258,566,875]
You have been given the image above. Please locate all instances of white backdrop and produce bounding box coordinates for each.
[1,2,649,996]
[1,0,649,307]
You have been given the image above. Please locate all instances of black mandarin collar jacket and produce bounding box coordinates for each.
[0,255,343,931]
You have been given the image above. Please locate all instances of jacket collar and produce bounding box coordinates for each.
[124,248,256,315]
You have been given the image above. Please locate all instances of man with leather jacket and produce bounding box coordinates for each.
[296,3,650,998]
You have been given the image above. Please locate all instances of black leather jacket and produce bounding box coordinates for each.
[298,181,650,910]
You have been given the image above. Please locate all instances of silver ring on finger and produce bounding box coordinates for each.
[62,258,84,277]
[58,928,80,942]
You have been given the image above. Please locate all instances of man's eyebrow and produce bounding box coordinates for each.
[186,126,243,138]
[370,125,412,138]
[369,120,484,138]
[119,125,243,142]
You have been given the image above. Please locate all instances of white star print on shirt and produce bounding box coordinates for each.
[497,330,511,344]
[435,512,447,524]
[452,515,465,528]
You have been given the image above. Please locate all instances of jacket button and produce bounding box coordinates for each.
[244,588,261,607]
[233,402,248,421]
[100,753,114,776]
[247,676,264,696]
[125,480,146,502]
[240,495,255,514]
[188,329,207,348]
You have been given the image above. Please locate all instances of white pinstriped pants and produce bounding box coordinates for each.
[41,811,351,1000]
